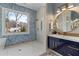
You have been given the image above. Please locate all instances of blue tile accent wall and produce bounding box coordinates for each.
[0,8,2,36]
[0,3,37,46]
[47,4,54,15]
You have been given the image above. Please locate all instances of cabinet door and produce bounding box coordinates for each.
[48,36,60,49]
[48,36,54,49]
[48,36,68,49]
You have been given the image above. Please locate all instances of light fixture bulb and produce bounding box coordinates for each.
[62,8,66,11]
[57,10,60,13]
[68,5,74,8]
[57,8,60,13]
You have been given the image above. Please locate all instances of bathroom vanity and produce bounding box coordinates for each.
[48,34,79,56]
[48,4,79,56]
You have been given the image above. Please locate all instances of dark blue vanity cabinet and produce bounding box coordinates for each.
[48,36,79,56]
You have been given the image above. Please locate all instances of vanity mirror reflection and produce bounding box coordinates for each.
[53,6,79,36]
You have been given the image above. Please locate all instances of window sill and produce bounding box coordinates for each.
[2,32,29,36]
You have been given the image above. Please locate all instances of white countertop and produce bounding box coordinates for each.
[48,34,79,43]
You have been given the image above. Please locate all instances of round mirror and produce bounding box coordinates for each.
[54,7,79,34]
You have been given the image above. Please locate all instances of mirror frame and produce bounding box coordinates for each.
[53,7,79,36]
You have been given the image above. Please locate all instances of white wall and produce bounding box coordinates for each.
[36,5,47,50]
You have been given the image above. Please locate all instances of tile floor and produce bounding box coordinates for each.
[0,41,46,56]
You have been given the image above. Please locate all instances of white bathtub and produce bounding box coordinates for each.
[0,38,7,49]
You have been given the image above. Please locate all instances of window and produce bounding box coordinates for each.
[2,8,29,35]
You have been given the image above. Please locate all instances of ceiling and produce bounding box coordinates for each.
[17,3,46,11]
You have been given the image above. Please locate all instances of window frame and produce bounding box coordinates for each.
[2,8,30,36]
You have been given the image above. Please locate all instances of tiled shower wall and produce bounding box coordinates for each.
[0,3,37,47]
